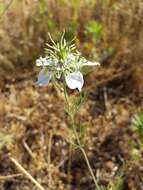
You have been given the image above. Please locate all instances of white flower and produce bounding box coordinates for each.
[65,71,84,91]
[36,53,99,91]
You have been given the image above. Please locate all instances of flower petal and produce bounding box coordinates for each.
[36,57,53,67]
[65,71,84,91]
[83,61,100,66]
[37,69,52,86]
[44,58,53,66]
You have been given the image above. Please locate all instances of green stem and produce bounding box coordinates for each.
[63,84,100,190]
[71,116,100,190]
[63,79,70,112]
[63,85,68,105]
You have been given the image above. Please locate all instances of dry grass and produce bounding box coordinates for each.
[94,0,143,96]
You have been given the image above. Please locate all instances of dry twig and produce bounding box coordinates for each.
[10,157,45,190]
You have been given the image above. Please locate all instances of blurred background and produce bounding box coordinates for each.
[0,0,143,190]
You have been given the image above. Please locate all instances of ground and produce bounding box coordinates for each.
[0,61,143,190]
[0,0,143,189]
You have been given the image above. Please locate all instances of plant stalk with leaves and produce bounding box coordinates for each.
[36,33,100,189]
[63,84,100,190]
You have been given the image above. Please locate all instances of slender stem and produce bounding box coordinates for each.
[63,80,70,114]
[80,148,100,190]
[71,116,100,190]
[10,157,45,190]
[63,85,100,190]
[0,173,22,180]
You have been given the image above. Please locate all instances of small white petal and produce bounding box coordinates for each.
[67,53,75,61]
[36,57,53,67]
[37,69,52,86]
[83,61,100,66]
[65,71,84,91]
[36,58,42,66]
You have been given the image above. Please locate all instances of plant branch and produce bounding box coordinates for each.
[63,85,100,190]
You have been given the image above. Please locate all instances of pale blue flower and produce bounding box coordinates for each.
[36,53,100,90]
[37,69,52,86]
[37,69,84,91]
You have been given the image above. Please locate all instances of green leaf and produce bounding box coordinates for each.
[132,112,143,142]
[85,20,103,43]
